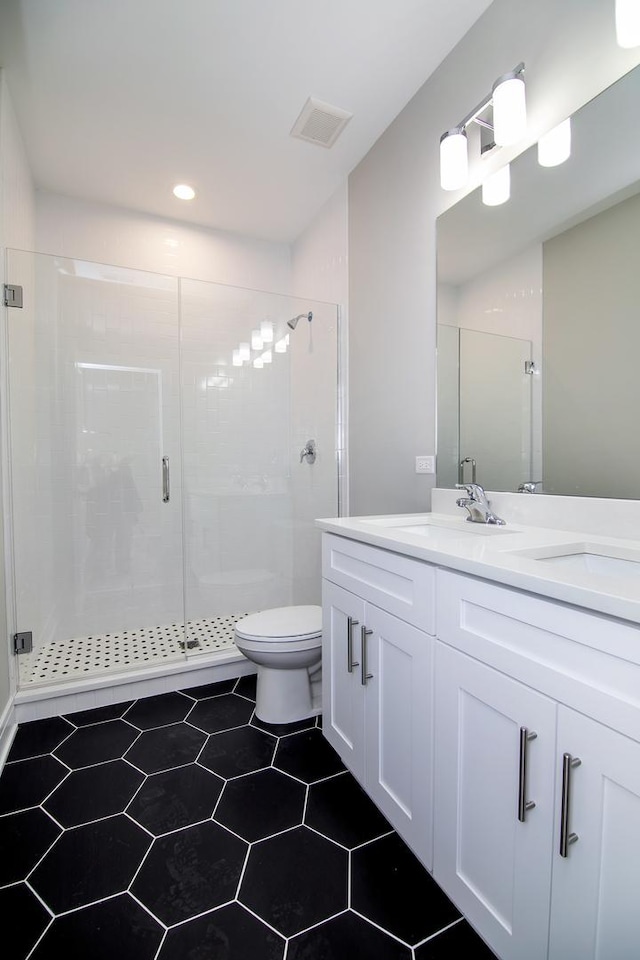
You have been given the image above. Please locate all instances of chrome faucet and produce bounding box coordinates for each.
[518,481,543,494]
[455,483,506,525]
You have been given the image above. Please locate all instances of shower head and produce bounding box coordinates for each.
[287,311,313,330]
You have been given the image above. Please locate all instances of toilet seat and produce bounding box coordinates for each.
[235,605,322,643]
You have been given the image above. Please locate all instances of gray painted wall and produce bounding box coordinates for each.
[348,0,640,516]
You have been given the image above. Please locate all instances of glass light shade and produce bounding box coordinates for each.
[261,350,272,364]
[275,335,289,353]
[537,118,571,167]
[616,0,640,46]
[251,330,263,350]
[238,342,250,361]
[232,349,242,366]
[492,74,526,146]
[440,129,468,191]
[482,164,511,206]
[172,183,196,200]
[260,320,274,343]
[253,357,263,369]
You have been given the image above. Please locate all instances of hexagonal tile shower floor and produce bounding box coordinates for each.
[0,676,498,959]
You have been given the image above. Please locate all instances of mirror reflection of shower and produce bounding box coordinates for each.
[287,311,313,330]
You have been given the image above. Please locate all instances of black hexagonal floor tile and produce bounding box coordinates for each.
[44,759,144,827]
[199,725,276,779]
[125,722,206,774]
[30,893,162,960]
[181,679,237,700]
[124,692,193,729]
[251,714,316,736]
[234,674,257,701]
[288,909,412,959]
[239,825,348,937]
[274,729,345,784]
[53,719,139,769]
[415,919,498,959]
[30,814,151,914]
[0,755,68,814]
[131,820,247,925]
[351,833,460,946]
[215,768,306,842]
[8,716,74,761]
[158,902,285,960]
[0,883,51,959]
[64,701,134,726]
[305,771,391,848]
[188,694,254,734]
[128,764,223,835]
[0,808,61,885]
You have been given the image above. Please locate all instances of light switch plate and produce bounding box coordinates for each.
[415,455,435,474]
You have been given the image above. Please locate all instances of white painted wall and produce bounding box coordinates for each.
[348,0,640,516]
[36,191,292,294]
[0,69,35,736]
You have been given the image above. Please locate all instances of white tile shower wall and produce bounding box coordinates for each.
[0,70,36,728]
[443,245,543,484]
[36,192,292,294]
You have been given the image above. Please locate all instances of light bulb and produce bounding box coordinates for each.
[440,128,468,191]
[537,118,571,167]
[616,0,640,47]
[261,350,272,364]
[482,164,510,206]
[173,184,196,200]
[232,349,242,367]
[275,337,288,353]
[253,357,264,369]
[492,73,526,146]
[238,342,250,361]
[260,321,274,343]
[251,330,263,351]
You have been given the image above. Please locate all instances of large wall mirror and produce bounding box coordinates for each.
[436,64,640,499]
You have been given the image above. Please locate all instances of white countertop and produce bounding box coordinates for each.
[316,511,640,626]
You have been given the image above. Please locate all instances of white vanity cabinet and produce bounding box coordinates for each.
[434,568,640,960]
[322,534,434,868]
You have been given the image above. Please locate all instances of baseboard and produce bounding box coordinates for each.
[0,695,17,773]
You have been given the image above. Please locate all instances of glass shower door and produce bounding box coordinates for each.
[5,250,186,687]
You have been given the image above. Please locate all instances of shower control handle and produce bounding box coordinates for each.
[162,456,170,502]
[300,439,317,464]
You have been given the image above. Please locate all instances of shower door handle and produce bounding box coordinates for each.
[162,456,170,502]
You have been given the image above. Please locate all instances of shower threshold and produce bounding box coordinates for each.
[18,614,252,687]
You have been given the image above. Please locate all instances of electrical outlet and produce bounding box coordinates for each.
[415,455,435,475]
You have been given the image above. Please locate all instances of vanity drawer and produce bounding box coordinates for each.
[322,533,435,634]
[436,569,640,742]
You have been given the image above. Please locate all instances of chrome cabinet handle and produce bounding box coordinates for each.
[559,752,582,857]
[162,456,170,502]
[346,616,359,673]
[360,626,373,686]
[517,726,537,822]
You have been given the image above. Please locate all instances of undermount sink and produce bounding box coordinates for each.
[363,515,515,538]
[516,543,640,579]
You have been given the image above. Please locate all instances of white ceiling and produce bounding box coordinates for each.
[0,0,493,242]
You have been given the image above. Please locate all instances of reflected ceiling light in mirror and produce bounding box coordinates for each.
[251,330,263,350]
[260,320,274,343]
[616,0,640,47]
[492,71,527,146]
[238,342,251,361]
[482,164,510,206]
[440,128,468,191]
[439,63,525,193]
[537,118,572,167]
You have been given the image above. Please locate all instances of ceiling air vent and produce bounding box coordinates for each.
[290,97,352,148]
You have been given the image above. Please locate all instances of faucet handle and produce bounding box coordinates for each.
[455,482,486,501]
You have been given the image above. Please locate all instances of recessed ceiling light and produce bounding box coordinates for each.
[173,184,196,200]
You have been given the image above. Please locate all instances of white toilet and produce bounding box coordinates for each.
[234,605,322,724]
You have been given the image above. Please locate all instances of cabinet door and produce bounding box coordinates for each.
[434,642,557,960]
[364,604,433,870]
[322,580,366,783]
[549,707,640,960]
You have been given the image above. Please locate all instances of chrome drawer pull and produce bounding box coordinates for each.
[559,752,582,857]
[517,726,537,822]
[360,626,373,686]
[346,616,359,673]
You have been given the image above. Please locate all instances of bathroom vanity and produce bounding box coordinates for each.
[318,500,640,960]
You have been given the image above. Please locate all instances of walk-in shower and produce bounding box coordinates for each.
[3,251,341,693]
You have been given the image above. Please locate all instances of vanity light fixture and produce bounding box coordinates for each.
[232,349,243,367]
[274,335,289,353]
[251,330,263,351]
[615,0,640,47]
[439,62,526,192]
[172,183,196,200]
[537,118,571,167]
[260,320,274,343]
[253,357,264,369]
[261,350,273,364]
[238,342,251,362]
[482,164,510,206]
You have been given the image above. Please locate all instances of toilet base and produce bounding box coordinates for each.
[255,665,321,725]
